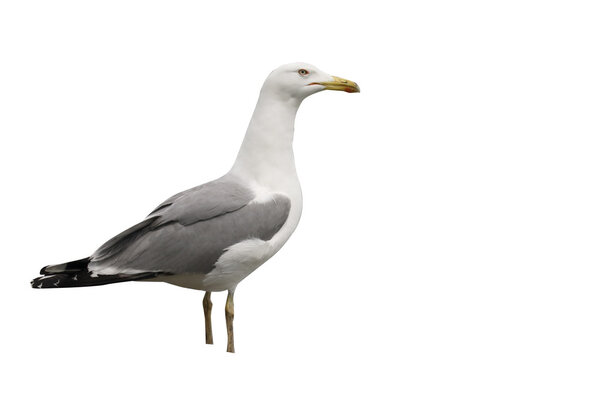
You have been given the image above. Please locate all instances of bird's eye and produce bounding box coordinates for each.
[298,69,309,76]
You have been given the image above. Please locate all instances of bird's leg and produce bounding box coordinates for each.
[203,291,213,345]
[225,289,235,353]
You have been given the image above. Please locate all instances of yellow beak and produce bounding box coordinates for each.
[311,76,360,93]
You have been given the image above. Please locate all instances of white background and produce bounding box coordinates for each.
[1,1,599,399]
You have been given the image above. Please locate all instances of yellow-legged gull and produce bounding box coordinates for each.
[31,63,360,352]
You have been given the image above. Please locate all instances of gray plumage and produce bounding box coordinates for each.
[33,175,291,287]
[91,175,291,275]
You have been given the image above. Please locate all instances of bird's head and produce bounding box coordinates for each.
[261,62,360,101]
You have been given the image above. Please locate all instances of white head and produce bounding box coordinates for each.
[260,62,360,102]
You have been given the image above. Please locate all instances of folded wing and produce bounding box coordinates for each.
[89,175,291,277]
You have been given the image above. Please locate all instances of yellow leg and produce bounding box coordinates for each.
[203,291,213,345]
[225,290,235,353]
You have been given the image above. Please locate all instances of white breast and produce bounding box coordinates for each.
[193,177,302,292]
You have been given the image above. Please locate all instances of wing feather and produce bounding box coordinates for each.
[90,176,291,276]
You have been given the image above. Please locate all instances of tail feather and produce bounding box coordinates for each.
[31,257,161,289]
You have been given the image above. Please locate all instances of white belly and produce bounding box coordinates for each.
[202,238,274,291]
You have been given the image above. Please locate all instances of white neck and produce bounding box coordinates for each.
[230,91,302,187]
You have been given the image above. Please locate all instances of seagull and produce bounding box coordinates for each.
[31,62,359,352]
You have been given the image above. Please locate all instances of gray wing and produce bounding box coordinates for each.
[90,175,291,275]
[146,176,253,224]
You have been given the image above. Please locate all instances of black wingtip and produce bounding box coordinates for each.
[31,274,67,288]
[31,270,163,289]
[39,257,91,275]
